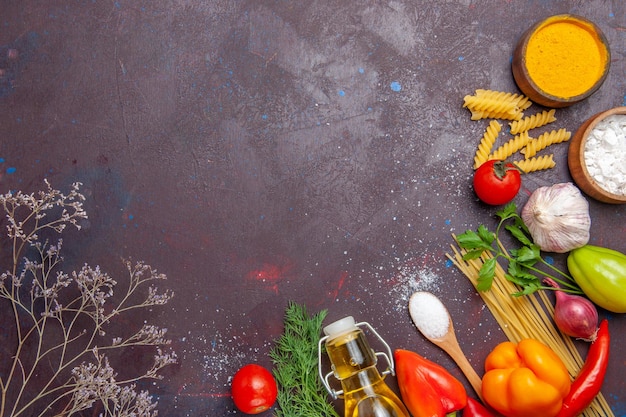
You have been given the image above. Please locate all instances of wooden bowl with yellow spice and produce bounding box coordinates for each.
[568,107,626,204]
[512,14,610,108]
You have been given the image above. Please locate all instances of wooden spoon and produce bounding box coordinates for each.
[409,292,484,401]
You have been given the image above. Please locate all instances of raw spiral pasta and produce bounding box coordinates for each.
[522,128,571,158]
[470,109,524,121]
[473,120,501,169]
[489,131,532,160]
[513,154,556,173]
[463,89,566,173]
[474,89,532,110]
[509,109,557,134]
[464,89,531,120]
[464,96,519,117]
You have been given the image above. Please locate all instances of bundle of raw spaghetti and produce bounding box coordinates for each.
[447,236,615,417]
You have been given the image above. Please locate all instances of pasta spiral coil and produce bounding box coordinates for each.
[473,120,501,169]
[522,128,571,158]
[464,95,520,116]
[489,131,532,161]
[464,89,531,120]
[509,109,557,134]
[470,109,523,121]
[474,89,532,110]
[513,154,556,173]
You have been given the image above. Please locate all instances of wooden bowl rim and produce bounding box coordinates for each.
[513,14,611,106]
[570,106,626,204]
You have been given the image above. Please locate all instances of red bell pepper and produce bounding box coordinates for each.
[463,397,496,417]
[394,349,468,417]
[557,319,610,417]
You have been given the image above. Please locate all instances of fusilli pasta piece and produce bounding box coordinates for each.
[509,109,557,134]
[470,109,524,121]
[489,131,532,160]
[473,120,501,169]
[474,89,530,108]
[514,154,556,173]
[522,128,571,158]
[517,96,533,111]
[464,95,519,116]
[464,89,531,120]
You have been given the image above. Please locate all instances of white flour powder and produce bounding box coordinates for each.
[583,114,626,196]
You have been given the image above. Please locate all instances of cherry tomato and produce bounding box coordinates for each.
[473,160,521,205]
[231,364,278,414]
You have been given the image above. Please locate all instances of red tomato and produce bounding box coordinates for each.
[231,364,278,414]
[473,160,521,205]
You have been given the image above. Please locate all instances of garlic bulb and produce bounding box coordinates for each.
[521,183,591,253]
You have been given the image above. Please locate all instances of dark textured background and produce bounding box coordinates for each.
[1,1,624,415]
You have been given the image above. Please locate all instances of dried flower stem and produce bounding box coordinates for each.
[0,181,176,416]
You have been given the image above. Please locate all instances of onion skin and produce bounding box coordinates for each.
[544,278,599,341]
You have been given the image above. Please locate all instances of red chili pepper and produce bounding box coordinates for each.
[394,349,467,417]
[557,319,610,417]
[463,397,496,417]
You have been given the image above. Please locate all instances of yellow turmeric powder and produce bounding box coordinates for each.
[524,16,608,98]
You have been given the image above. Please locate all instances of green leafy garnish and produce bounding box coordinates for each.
[457,203,582,296]
[270,302,340,417]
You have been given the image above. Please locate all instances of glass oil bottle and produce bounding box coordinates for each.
[318,316,410,417]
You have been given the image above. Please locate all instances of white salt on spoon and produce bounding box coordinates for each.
[408,291,483,401]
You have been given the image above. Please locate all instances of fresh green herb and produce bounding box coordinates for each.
[457,203,583,296]
[270,302,340,417]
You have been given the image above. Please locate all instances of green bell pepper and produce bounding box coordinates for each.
[567,245,626,313]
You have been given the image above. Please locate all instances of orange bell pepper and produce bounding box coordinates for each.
[481,339,571,417]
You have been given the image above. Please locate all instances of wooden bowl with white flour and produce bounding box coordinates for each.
[568,107,626,204]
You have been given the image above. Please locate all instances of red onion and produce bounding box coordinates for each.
[544,278,599,341]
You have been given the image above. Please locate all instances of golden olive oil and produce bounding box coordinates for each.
[322,318,409,417]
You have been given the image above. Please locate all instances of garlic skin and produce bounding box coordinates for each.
[521,183,591,253]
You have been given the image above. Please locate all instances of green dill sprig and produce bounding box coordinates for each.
[270,302,340,417]
[457,203,583,296]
